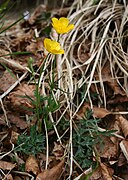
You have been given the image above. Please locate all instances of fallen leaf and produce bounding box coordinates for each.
[89,167,102,180]
[25,155,40,175]
[96,136,117,159]
[112,120,121,137]
[11,34,33,53]
[14,176,22,180]
[0,49,10,58]
[4,174,13,180]
[108,94,128,104]
[26,38,44,53]
[28,5,46,25]
[74,40,91,64]
[0,161,16,170]
[77,102,90,118]
[7,84,36,114]
[52,142,64,160]
[0,70,16,93]
[120,140,128,161]
[0,129,8,144]
[118,116,128,138]
[0,114,6,125]
[37,153,54,170]
[77,102,111,119]
[118,152,127,166]
[36,160,64,180]
[101,63,125,96]
[93,107,111,118]
[117,164,128,180]
[26,41,38,54]
[11,130,20,144]
[0,57,27,72]
[100,162,113,180]
[90,163,113,180]
[110,120,121,145]
[5,112,27,129]
[107,81,125,96]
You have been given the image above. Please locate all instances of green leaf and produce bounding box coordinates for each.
[15,125,45,155]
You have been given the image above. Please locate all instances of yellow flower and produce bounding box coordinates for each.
[44,38,64,54]
[52,17,74,34]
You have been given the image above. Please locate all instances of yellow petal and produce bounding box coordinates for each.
[52,17,58,25]
[44,38,51,50]
[51,41,60,51]
[44,38,64,54]
[59,49,64,54]
[59,17,69,26]
[53,49,64,54]
[51,17,74,34]
[67,24,74,32]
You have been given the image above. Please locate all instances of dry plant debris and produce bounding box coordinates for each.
[0,0,128,179]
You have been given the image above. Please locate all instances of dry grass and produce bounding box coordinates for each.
[0,0,128,179]
[52,0,128,177]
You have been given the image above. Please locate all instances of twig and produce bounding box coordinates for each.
[74,167,92,180]
[44,119,49,170]
[0,99,10,127]
[12,171,34,180]
[0,72,28,100]
[0,142,14,160]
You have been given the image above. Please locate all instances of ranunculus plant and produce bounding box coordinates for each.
[44,17,74,54]
[52,17,74,34]
[44,38,64,55]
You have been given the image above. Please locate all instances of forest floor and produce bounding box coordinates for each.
[0,0,128,180]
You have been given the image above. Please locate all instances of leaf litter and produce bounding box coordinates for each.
[0,0,128,179]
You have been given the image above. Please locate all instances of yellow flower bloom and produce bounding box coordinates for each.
[44,38,64,54]
[52,17,74,34]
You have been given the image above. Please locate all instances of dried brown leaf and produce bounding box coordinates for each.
[0,70,16,93]
[11,32,33,53]
[0,49,10,57]
[0,57,27,72]
[77,102,90,118]
[93,107,111,118]
[89,167,102,180]
[7,112,27,129]
[28,5,46,25]
[110,120,121,145]
[36,160,64,180]
[0,161,16,170]
[107,81,125,96]
[0,114,6,125]
[112,120,121,136]
[25,155,40,175]
[13,176,22,180]
[4,174,13,180]
[90,163,113,180]
[120,140,128,161]
[108,95,128,104]
[26,38,44,53]
[101,63,125,96]
[75,40,91,63]
[77,102,111,119]
[118,152,127,166]
[7,84,36,114]
[11,130,20,144]
[52,142,64,160]
[118,116,128,138]
[37,154,54,170]
[26,41,38,53]
[100,163,113,180]
[96,136,117,159]
[55,7,70,16]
